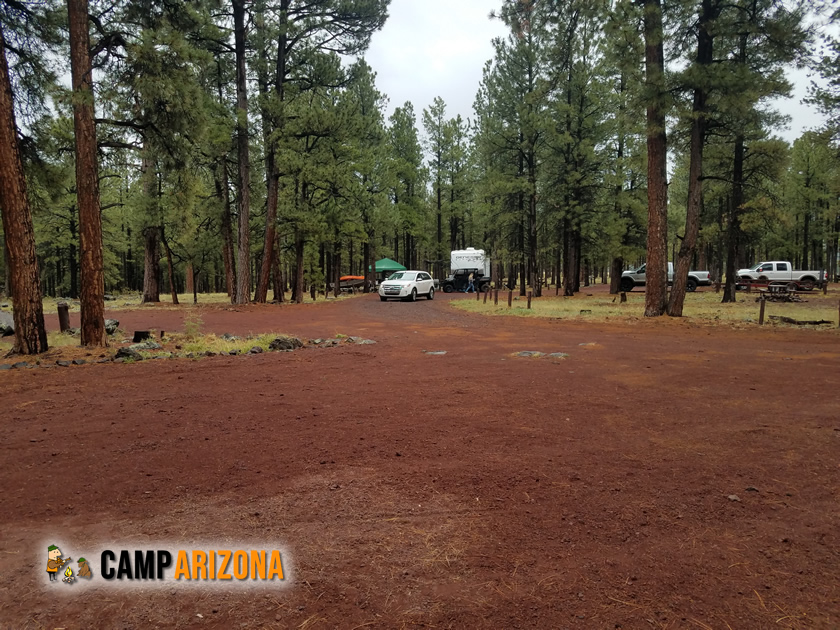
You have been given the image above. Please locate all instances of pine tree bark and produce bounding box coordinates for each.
[214,161,235,298]
[610,257,623,294]
[232,0,251,304]
[669,0,713,317]
[643,0,668,317]
[722,33,748,304]
[254,3,288,303]
[0,26,48,354]
[141,225,160,302]
[161,231,179,305]
[272,237,284,302]
[68,0,106,346]
[293,228,304,304]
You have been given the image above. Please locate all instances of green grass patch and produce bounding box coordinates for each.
[170,332,297,356]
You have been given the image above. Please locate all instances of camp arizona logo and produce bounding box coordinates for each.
[45,543,288,587]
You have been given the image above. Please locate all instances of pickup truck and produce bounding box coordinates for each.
[737,261,825,291]
[620,262,712,293]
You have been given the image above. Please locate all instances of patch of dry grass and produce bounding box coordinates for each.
[452,287,840,329]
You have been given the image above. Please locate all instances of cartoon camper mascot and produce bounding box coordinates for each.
[46,545,70,581]
[77,557,93,579]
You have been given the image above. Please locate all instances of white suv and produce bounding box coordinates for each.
[379,271,435,302]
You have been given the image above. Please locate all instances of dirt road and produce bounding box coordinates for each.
[1,294,838,628]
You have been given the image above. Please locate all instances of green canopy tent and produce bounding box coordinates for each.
[369,258,406,274]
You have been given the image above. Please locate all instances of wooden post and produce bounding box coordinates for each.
[57,301,70,332]
[527,290,532,309]
[476,286,480,301]
[483,289,488,304]
[620,292,627,304]
[508,290,512,308]
[494,289,498,306]
[759,297,766,325]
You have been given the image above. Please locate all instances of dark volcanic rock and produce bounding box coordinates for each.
[115,347,142,361]
[269,337,303,351]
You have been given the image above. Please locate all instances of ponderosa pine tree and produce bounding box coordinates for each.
[668,0,719,317]
[423,97,449,281]
[0,24,48,354]
[642,0,669,317]
[252,0,390,303]
[68,0,106,346]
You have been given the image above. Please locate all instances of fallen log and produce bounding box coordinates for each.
[768,315,832,326]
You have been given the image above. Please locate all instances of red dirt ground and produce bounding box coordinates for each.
[1,292,839,629]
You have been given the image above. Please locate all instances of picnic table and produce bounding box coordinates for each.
[757,284,805,302]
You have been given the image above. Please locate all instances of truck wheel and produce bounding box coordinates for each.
[800,278,815,291]
[786,282,798,292]
[758,275,769,283]
[479,283,490,293]
[427,287,434,300]
[443,284,454,293]
[686,278,697,292]
[620,278,634,292]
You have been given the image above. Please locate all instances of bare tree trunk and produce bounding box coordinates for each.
[610,257,623,294]
[185,262,194,295]
[68,0,105,346]
[643,0,668,317]
[272,237,284,302]
[142,226,160,302]
[562,218,576,296]
[214,161,235,299]
[233,0,251,304]
[669,0,713,317]
[293,228,304,304]
[722,34,748,304]
[333,237,341,298]
[68,207,78,297]
[161,231,179,305]
[0,26,47,354]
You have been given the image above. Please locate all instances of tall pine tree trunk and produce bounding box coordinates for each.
[215,161,235,298]
[68,0,105,346]
[0,25,47,354]
[610,257,623,294]
[142,226,160,302]
[233,0,251,304]
[722,137,744,303]
[272,237,284,302]
[161,231,179,305]
[722,33,748,304]
[293,228,304,304]
[669,0,713,317]
[140,151,160,303]
[643,0,668,317]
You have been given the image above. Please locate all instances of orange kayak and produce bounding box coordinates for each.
[340,275,365,281]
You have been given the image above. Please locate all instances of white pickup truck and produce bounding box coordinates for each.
[621,262,712,293]
[737,261,825,291]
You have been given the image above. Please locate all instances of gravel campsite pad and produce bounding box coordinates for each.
[1,290,838,628]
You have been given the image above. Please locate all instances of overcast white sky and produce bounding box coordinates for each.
[363,0,827,144]
[364,0,508,129]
